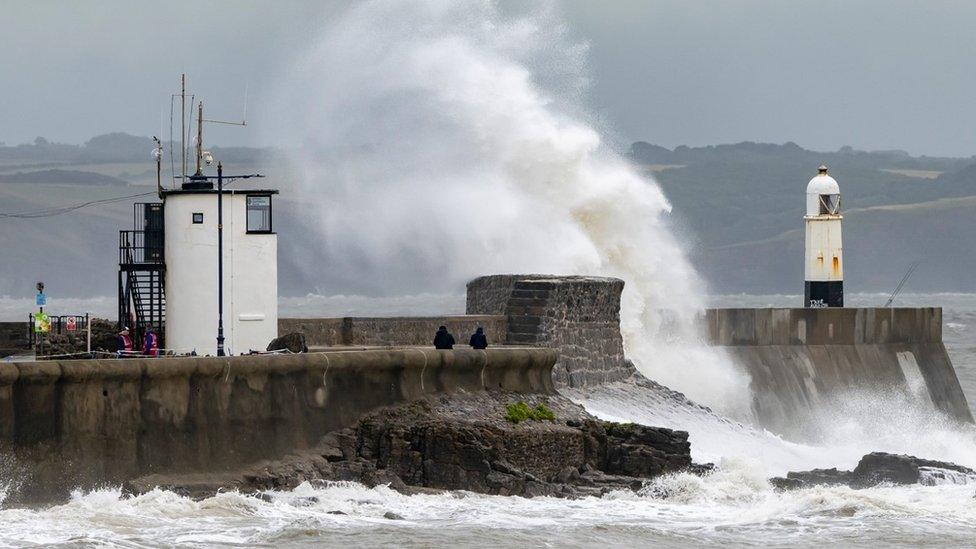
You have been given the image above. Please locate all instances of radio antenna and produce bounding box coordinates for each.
[180,74,186,185]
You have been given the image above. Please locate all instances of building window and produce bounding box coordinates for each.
[192,212,204,224]
[246,195,272,233]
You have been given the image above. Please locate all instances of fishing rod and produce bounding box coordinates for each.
[884,261,920,307]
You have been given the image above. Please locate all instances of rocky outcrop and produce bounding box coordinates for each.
[266,332,308,353]
[770,452,976,489]
[125,392,696,499]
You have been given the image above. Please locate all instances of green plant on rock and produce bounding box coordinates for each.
[505,401,556,424]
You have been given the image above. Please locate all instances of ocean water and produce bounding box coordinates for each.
[1,292,974,547]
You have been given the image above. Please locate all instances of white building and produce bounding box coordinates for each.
[804,165,843,307]
[158,177,278,355]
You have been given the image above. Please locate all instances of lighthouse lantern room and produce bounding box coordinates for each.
[803,165,843,308]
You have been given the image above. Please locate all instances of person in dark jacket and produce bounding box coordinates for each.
[433,325,455,350]
[469,327,488,349]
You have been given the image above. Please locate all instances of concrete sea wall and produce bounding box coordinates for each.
[707,307,974,436]
[280,275,634,389]
[279,315,507,348]
[0,347,556,503]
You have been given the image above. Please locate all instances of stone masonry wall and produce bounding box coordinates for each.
[278,316,508,348]
[467,275,633,388]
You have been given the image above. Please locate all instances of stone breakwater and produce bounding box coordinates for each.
[125,391,697,499]
[707,307,974,436]
[0,348,556,504]
[281,275,636,389]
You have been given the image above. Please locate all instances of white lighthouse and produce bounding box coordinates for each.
[804,165,843,307]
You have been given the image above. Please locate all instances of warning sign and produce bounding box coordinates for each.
[66,316,77,332]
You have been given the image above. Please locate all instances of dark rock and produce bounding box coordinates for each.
[769,477,805,490]
[123,392,698,500]
[266,332,308,353]
[688,462,715,476]
[327,510,347,515]
[773,452,976,489]
[383,511,405,520]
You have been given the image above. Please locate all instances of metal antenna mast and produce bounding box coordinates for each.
[195,101,204,176]
[181,74,186,185]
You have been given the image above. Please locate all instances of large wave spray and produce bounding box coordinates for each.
[269,0,748,413]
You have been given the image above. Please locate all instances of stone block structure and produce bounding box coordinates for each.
[279,315,507,348]
[466,275,633,388]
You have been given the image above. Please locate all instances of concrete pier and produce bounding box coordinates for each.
[707,307,974,435]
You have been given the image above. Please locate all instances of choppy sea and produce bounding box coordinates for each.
[0,293,973,548]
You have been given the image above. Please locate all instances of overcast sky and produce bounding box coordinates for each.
[3,0,976,156]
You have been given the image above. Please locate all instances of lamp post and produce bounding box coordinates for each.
[216,162,226,356]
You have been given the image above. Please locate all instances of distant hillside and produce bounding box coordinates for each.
[0,133,276,166]
[0,169,128,186]
[631,141,976,293]
[0,133,974,299]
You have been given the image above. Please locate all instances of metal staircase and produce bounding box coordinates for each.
[119,203,165,346]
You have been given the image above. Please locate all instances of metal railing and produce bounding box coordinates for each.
[119,230,164,265]
[28,313,90,348]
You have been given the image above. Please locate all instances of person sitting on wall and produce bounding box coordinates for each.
[143,325,159,357]
[117,327,133,358]
[433,325,456,350]
[469,327,488,349]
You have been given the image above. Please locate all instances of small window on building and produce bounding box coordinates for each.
[247,195,272,233]
[192,212,204,224]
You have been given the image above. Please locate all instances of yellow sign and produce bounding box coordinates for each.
[34,312,50,334]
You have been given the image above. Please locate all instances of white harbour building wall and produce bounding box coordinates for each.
[164,190,277,355]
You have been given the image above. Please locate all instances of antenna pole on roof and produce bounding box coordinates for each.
[181,74,186,185]
[195,101,204,176]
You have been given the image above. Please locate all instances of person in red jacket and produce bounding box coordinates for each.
[143,325,159,357]
[117,327,133,358]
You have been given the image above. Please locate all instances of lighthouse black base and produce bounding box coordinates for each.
[805,281,843,308]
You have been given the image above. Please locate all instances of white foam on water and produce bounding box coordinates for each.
[0,478,974,547]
